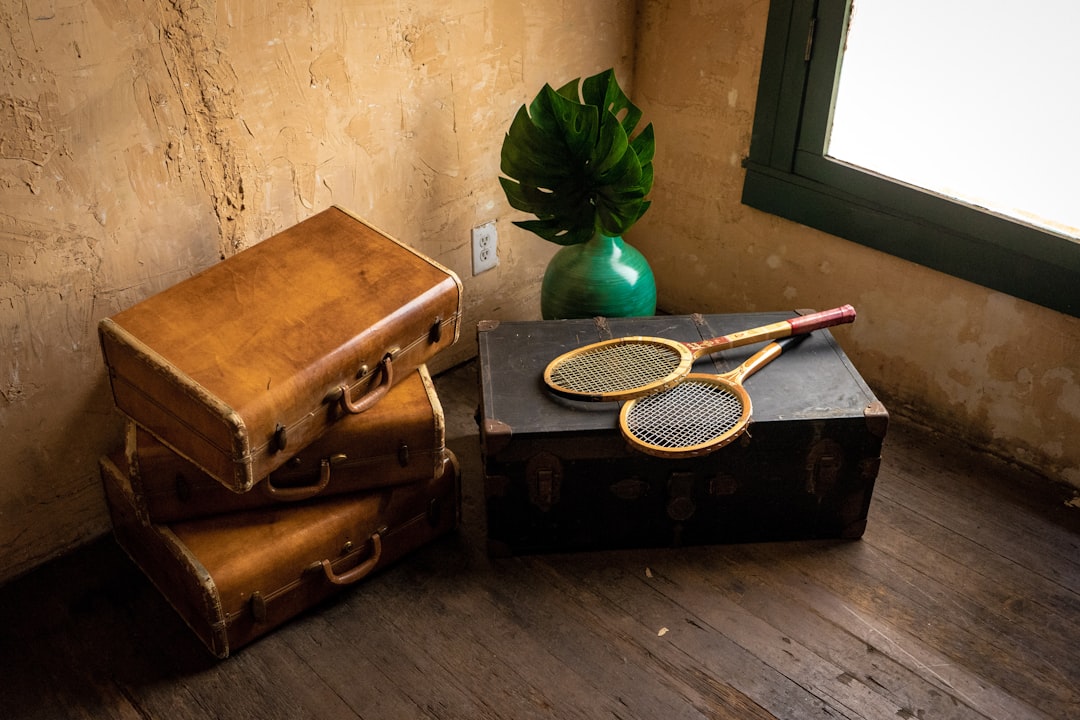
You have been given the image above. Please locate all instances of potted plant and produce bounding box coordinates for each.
[499,68,657,319]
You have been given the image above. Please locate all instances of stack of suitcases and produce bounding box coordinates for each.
[97,206,464,658]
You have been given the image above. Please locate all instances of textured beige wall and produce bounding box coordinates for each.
[0,0,637,582]
[4,0,1077,584]
[630,0,1080,489]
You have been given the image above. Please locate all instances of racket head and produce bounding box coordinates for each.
[543,336,695,401]
[618,374,751,458]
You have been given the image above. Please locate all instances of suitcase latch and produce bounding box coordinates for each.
[272,423,288,453]
[249,591,267,623]
[667,472,697,522]
[526,452,562,512]
[807,439,843,497]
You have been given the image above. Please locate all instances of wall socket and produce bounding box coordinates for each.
[471,222,498,274]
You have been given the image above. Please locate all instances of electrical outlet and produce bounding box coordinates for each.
[471,222,498,274]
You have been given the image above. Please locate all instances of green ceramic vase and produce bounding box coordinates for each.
[540,232,657,320]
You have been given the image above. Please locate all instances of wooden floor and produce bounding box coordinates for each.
[2,361,1079,720]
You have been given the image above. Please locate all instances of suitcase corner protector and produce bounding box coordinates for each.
[841,518,868,539]
[482,418,512,454]
[863,400,889,438]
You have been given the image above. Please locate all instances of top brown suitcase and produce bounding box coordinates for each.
[99,206,462,492]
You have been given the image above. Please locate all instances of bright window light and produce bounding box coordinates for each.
[828,0,1080,241]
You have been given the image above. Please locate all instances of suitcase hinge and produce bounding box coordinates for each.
[398,441,410,467]
[526,452,562,512]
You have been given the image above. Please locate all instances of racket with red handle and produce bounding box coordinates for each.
[619,334,808,458]
[543,305,854,401]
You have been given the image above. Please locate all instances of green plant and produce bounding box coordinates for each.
[499,68,654,246]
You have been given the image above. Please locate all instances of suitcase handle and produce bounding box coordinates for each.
[318,529,384,585]
[261,456,340,501]
[338,354,394,414]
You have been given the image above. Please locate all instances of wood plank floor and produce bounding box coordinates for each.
[2,360,1078,719]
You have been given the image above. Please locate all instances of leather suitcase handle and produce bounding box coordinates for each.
[338,354,394,414]
[261,456,339,501]
[318,529,384,585]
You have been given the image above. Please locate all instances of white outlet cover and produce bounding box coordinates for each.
[472,222,499,274]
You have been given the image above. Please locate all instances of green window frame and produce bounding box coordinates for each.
[742,0,1080,318]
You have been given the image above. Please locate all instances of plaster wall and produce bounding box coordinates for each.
[0,0,637,582]
[630,0,1080,491]
[4,0,1077,584]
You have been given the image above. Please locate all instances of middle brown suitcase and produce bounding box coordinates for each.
[128,365,447,522]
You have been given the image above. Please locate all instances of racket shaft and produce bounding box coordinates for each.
[686,304,854,359]
[731,333,808,384]
[621,334,809,457]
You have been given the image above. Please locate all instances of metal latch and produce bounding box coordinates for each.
[807,439,843,497]
[429,315,443,344]
[526,452,562,512]
[667,472,697,522]
[272,423,288,453]
[249,591,267,623]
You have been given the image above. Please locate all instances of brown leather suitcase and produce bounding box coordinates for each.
[478,312,888,555]
[99,206,462,492]
[129,365,446,522]
[101,447,460,658]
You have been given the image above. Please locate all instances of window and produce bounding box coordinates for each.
[742,0,1080,318]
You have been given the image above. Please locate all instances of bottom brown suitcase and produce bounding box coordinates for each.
[101,448,459,658]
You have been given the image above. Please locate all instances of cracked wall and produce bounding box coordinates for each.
[0,0,637,582]
[5,0,1075,584]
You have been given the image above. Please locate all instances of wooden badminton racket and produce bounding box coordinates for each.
[618,334,808,458]
[543,305,853,401]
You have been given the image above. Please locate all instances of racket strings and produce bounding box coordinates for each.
[549,342,683,393]
[623,380,744,449]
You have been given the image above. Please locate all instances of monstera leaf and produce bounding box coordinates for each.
[499,69,654,246]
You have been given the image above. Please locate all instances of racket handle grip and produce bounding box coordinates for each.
[787,304,856,333]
